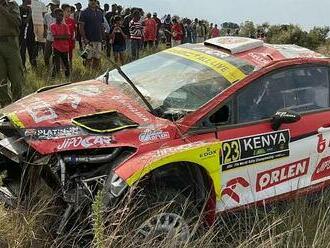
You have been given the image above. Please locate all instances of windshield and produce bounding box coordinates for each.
[103,45,254,116]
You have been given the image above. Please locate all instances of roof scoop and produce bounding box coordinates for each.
[204,36,264,54]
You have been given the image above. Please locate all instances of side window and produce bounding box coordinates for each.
[201,101,232,127]
[237,66,329,123]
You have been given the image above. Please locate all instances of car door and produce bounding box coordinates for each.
[209,65,330,212]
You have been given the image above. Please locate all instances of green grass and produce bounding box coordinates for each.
[22,47,163,97]
[1,44,330,247]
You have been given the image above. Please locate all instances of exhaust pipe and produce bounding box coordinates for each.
[63,148,122,165]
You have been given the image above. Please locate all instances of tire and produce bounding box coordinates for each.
[129,187,201,244]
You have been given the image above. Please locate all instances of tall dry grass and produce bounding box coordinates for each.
[1,187,330,247]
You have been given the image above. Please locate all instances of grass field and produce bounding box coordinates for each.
[0,43,330,247]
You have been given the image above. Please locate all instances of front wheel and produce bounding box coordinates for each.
[131,187,201,244]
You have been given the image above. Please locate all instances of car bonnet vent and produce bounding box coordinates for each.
[204,36,264,54]
[72,111,138,133]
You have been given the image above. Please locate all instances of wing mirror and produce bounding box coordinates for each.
[271,109,301,130]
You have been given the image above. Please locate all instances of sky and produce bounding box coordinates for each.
[43,0,329,30]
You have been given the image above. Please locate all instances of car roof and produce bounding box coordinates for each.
[203,36,329,69]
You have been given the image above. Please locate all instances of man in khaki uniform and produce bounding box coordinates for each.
[0,0,24,106]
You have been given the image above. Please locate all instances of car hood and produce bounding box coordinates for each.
[1,80,156,129]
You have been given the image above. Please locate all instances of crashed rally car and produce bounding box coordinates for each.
[0,37,329,239]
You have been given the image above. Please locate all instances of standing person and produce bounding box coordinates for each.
[0,0,24,106]
[103,3,109,14]
[62,4,75,64]
[129,10,143,60]
[50,8,70,78]
[111,16,126,65]
[152,12,161,48]
[143,13,157,50]
[171,18,183,47]
[184,19,193,43]
[209,23,213,38]
[163,14,172,48]
[196,20,204,43]
[211,24,220,38]
[192,18,198,43]
[105,3,116,26]
[122,8,132,60]
[79,0,104,69]
[43,0,59,67]
[31,0,47,55]
[19,0,37,69]
[179,19,185,44]
[74,2,82,51]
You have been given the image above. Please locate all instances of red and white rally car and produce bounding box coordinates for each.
[0,37,329,239]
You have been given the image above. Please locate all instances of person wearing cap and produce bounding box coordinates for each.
[43,0,59,67]
[152,12,161,48]
[73,2,82,51]
[0,0,24,106]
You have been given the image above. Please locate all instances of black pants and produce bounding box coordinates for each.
[52,48,70,78]
[144,40,154,49]
[44,40,53,67]
[20,38,37,68]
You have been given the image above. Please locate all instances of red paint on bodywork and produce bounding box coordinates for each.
[179,58,330,133]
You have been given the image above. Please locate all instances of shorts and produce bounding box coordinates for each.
[34,24,45,43]
[87,42,102,59]
[113,44,126,53]
[125,38,131,54]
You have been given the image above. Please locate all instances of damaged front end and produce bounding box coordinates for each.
[0,115,134,234]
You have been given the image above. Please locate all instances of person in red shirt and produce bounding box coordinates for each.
[50,8,70,78]
[62,4,76,64]
[143,13,157,50]
[211,24,220,38]
[171,18,183,47]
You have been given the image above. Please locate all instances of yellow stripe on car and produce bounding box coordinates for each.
[163,47,246,83]
[7,113,25,128]
[126,142,223,200]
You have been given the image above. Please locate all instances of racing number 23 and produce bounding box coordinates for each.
[222,140,241,164]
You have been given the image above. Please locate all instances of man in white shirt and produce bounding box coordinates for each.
[43,0,59,67]
[31,0,47,43]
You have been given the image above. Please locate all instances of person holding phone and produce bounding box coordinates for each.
[0,0,24,106]
[111,15,126,65]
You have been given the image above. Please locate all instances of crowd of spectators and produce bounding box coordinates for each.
[0,0,225,105]
[18,0,224,77]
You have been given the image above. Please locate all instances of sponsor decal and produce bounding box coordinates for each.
[248,52,271,66]
[199,147,217,160]
[190,45,230,58]
[111,95,149,122]
[57,94,81,109]
[221,130,290,171]
[154,141,206,158]
[213,37,249,45]
[316,133,329,154]
[26,99,58,123]
[57,136,112,150]
[24,126,83,140]
[139,129,170,142]
[70,85,101,96]
[163,47,246,83]
[7,113,25,128]
[256,158,310,192]
[221,177,250,203]
[311,156,330,181]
